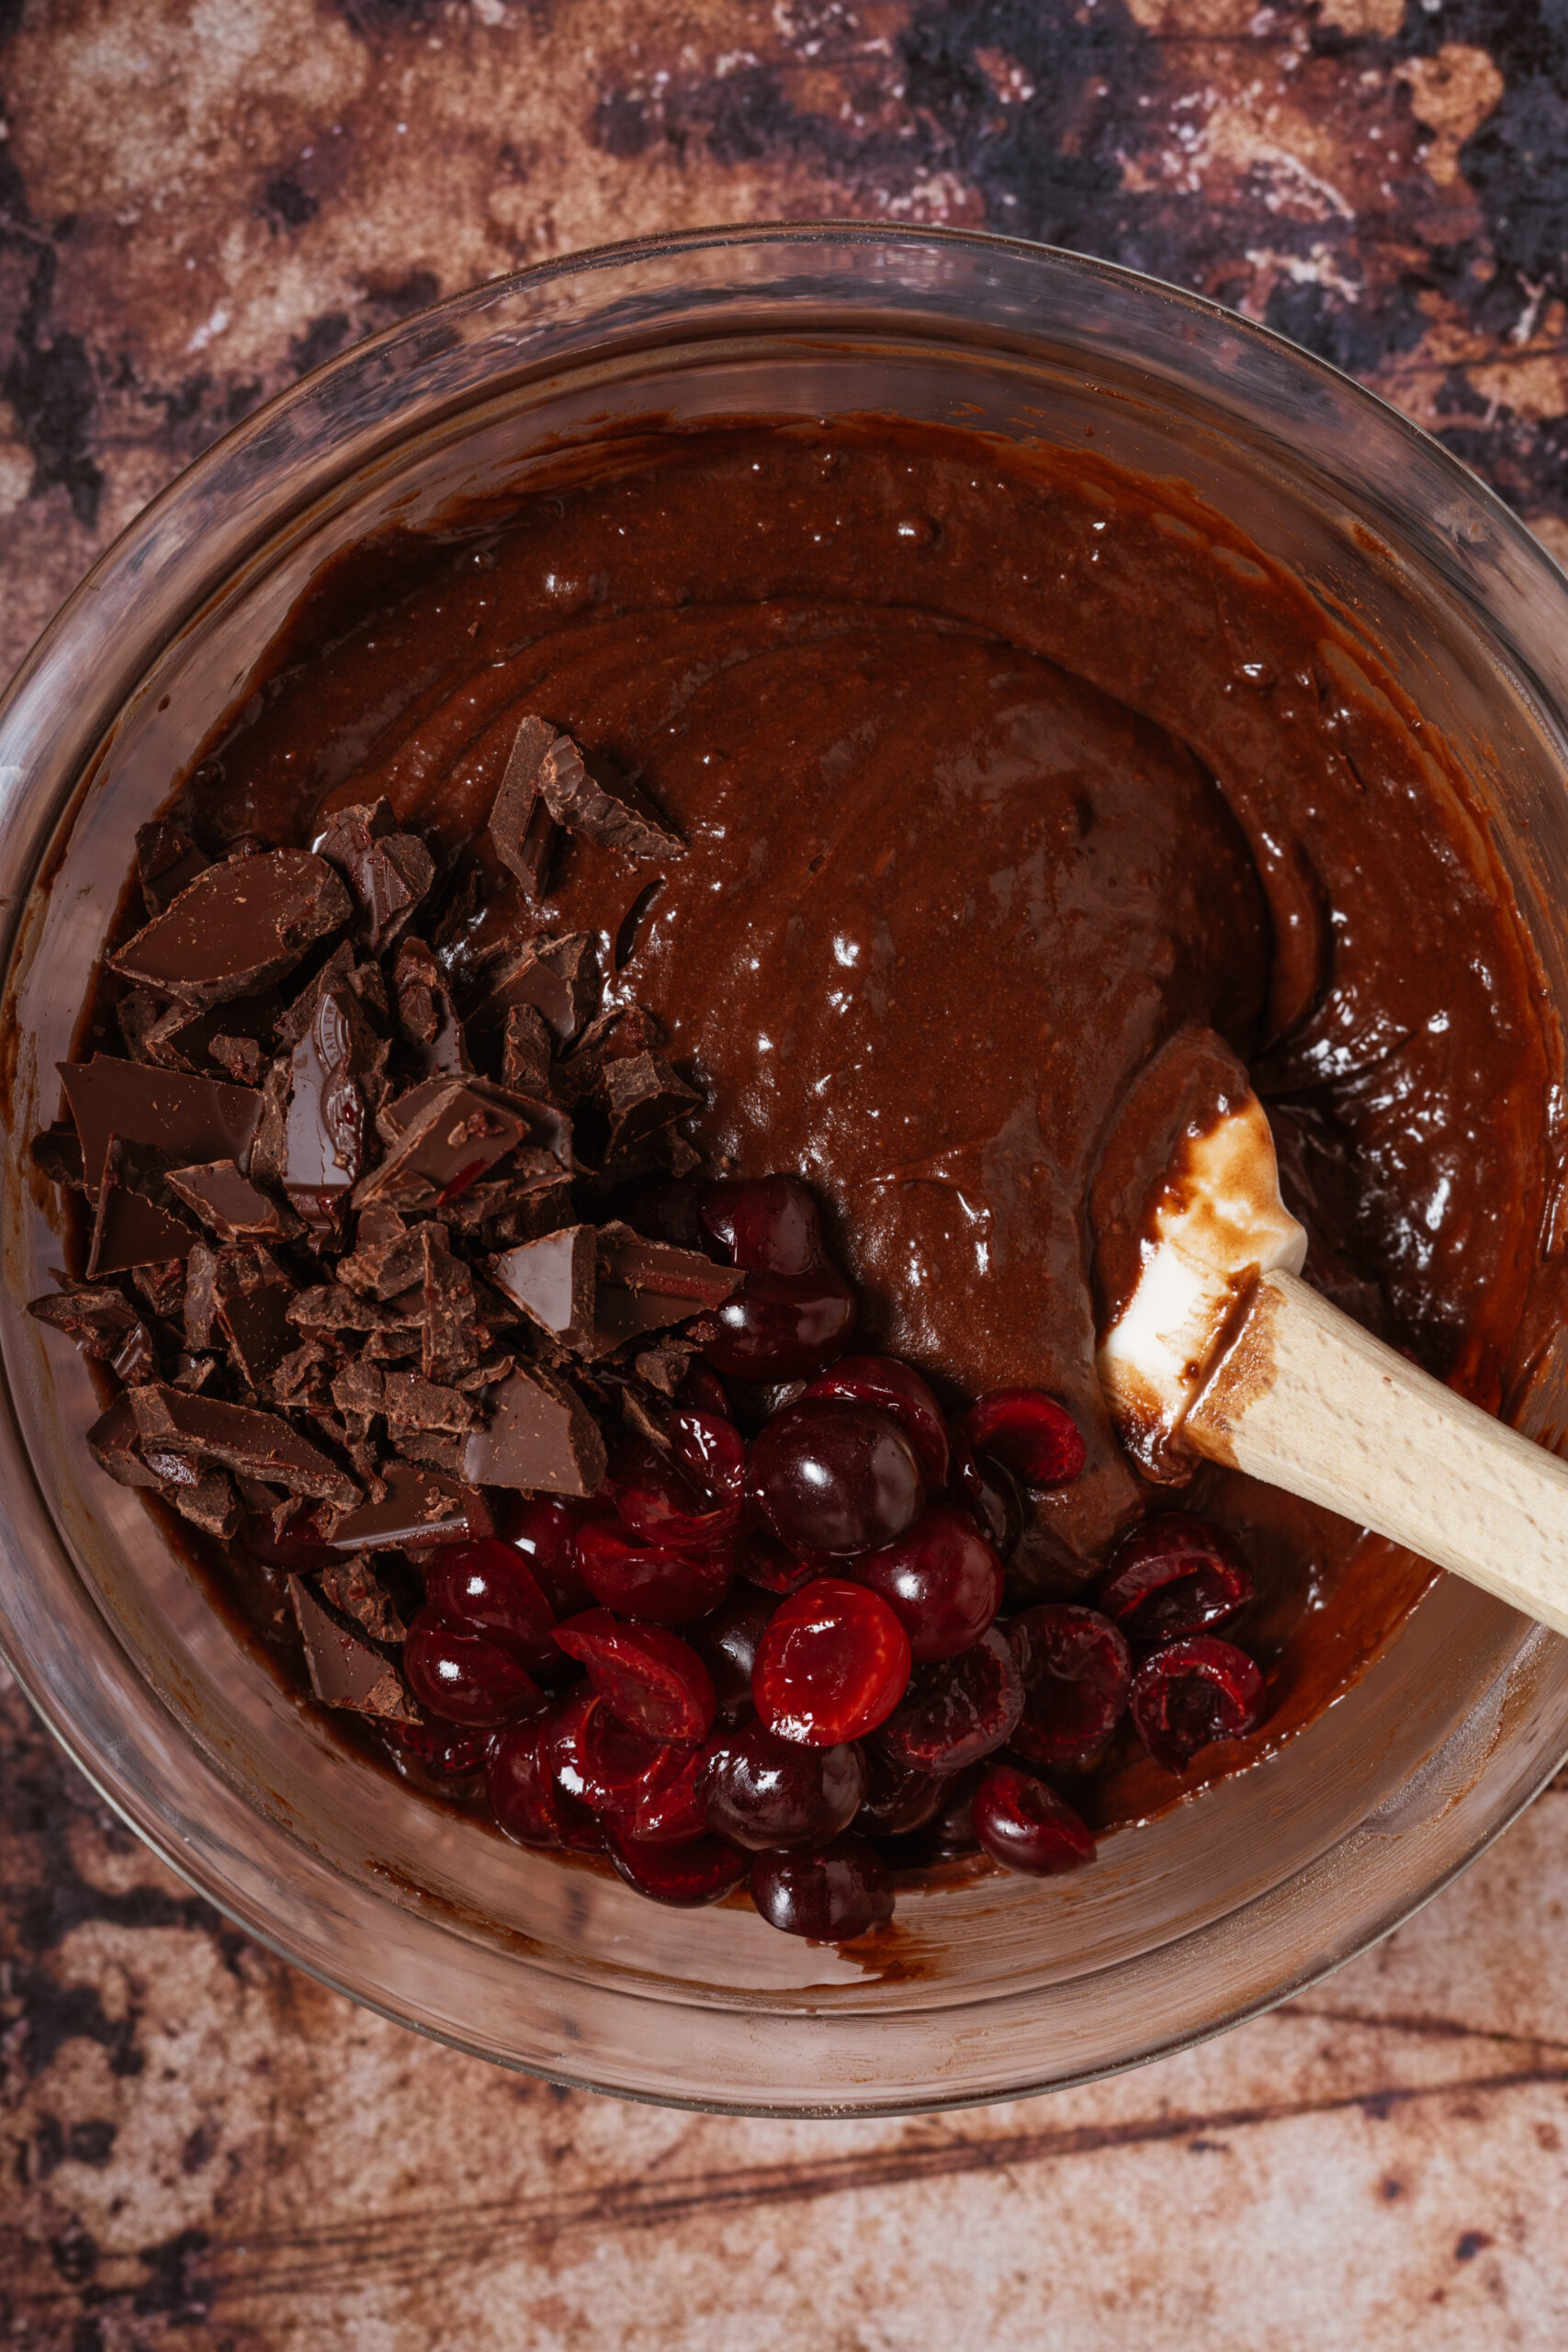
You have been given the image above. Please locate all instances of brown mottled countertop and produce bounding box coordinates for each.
[5,1,1568,2343]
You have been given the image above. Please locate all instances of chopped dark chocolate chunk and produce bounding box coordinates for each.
[489,712,560,899]
[216,1266,298,1396]
[87,1392,164,1489]
[28,1280,143,1361]
[355,1078,530,1212]
[288,1575,418,1719]
[85,1137,200,1278]
[501,1002,552,1096]
[470,932,600,1046]
[634,1334,697,1396]
[320,1460,488,1552]
[536,730,684,862]
[461,1363,606,1494]
[129,1259,189,1322]
[288,1283,398,1335]
[581,1222,741,1358]
[311,800,434,952]
[602,1049,702,1158]
[166,1159,293,1242]
[490,1224,596,1349]
[142,991,279,1078]
[123,1385,359,1505]
[157,1463,243,1541]
[391,934,469,1077]
[60,1057,264,1201]
[109,848,353,1005]
[116,990,167,1064]
[135,820,209,916]
[382,1370,479,1434]
[283,983,384,1238]
[318,1553,408,1643]
[209,1033,264,1087]
[183,1241,220,1349]
[171,1352,218,1393]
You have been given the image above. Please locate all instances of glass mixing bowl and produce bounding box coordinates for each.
[3,225,1567,2116]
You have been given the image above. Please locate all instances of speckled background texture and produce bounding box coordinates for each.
[5,1,1568,2344]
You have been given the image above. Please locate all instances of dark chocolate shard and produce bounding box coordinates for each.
[634,1335,696,1396]
[30,1123,85,1189]
[489,713,560,899]
[320,1461,487,1552]
[288,1575,418,1719]
[146,1459,243,1540]
[490,1226,596,1348]
[117,990,167,1064]
[394,1430,468,1475]
[87,1392,164,1489]
[130,1259,189,1322]
[355,1079,529,1212]
[135,820,209,916]
[217,1271,298,1396]
[183,1241,220,1349]
[209,1033,264,1087]
[501,1002,552,1097]
[109,849,352,1006]
[461,1363,606,1495]
[312,800,434,953]
[283,985,384,1238]
[536,732,684,862]
[141,991,279,1078]
[61,1057,264,1202]
[382,1370,479,1434]
[288,1283,400,1335]
[85,1138,200,1277]
[31,1281,145,1363]
[318,1553,408,1643]
[581,1222,741,1359]
[391,935,469,1077]
[122,1385,358,1505]
[470,932,600,1047]
[602,1050,702,1158]
[166,1159,293,1242]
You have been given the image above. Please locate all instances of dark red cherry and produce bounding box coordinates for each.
[670,1408,746,1501]
[540,1685,687,1814]
[675,1362,731,1420]
[850,1504,1002,1663]
[605,1826,750,1906]
[700,1174,826,1274]
[856,1749,943,1838]
[874,1625,1023,1776]
[403,1609,542,1728]
[487,1719,581,1848]
[702,1267,857,1381]
[803,1355,950,1489]
[738,1531,822,1596]
[240,1510,335,1575]
[747,1398,925,1555]
[705,1718,866,1849]
[1100,1512,1255,1643]
[750,1834,895,1940]
[1010,1603,1132,1772]
[574,1520,734,1624]
[1129,1635,1267,1772]
[609,1739,716,1844]
[687,1585,774,1721]
[507,1495,594,1618]
[552,1610,716,1745]
[753,1577,912,1746]
[962,1389,1086,1487]
[426,1539,558,1674]
[605,1430,742,1555]
[973,1764,1097,1876]
[382,1719,490,1779]
[948,1432,1024,1562]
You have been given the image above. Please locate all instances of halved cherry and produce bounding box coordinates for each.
[403,1609,542,1729]
[973,1764,1096,1876]
[426,1539,558,1675]
[540,1684,688,1815]
[1010,1603,1132,1772]
[552,1610,716,1746]
[753,1577,912,1746]
[382,1719,490,1780]
[803,1355,950,1489]
[1129,1635,1267,1772]
[609,1740,716,1845]
[699,1174,827,1274]
[738,1531,822,1596]
[507,1495,594,1618]
[574,1519,734,1625]
[850,1503,1002,1662]
[856,1749,944,1838]
[1100,1512,1255,1644]
[874,1625,1023,1775]
[704,1717,866,1849]
[702,1266,857,1381]
[947,1430,1024,1561]
[487,1718,602,1852]
[750,1834,895,1940]
[962,1388,1086,1487]
[604,1826,750,1906]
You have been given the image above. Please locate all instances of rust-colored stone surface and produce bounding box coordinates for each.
[6,0,1568,2343]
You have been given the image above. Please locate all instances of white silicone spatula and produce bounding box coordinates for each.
[1096,1073,1568,1638]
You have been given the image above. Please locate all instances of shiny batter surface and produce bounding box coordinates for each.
[186,416,1556,1781]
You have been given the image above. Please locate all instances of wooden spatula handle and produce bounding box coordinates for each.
[1184,1269,1568,1638]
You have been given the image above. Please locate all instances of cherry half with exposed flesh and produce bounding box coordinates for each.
[856,1750,944,1838]
[973,1764,1097,1876]
[609,1740,716,1845]
[552,1610,716,1746]
[382,1719,489,1779]
[850,1503,1002,1662]
[803,1355,950,1489]
[874,1624,1023,1776]
[753,1577,912,1746]
[750,1834,895,1940]
[705,1717,867,1849]
[487,1718,602,1851]
[606,1419,744,1555]
[574,1519,734,1625]
[605,1826,750,1906]
[1010,1603,1132,1772]
[1129,1635,1267,1772]
[1100,1511,1255,1644]
[962,1388,1087,1487]
[747,1398,925,1556]
[403,1609,542,1729]
[507,1495,593,1619]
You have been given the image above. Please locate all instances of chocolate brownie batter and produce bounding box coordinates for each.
[140,413,1556,1789]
